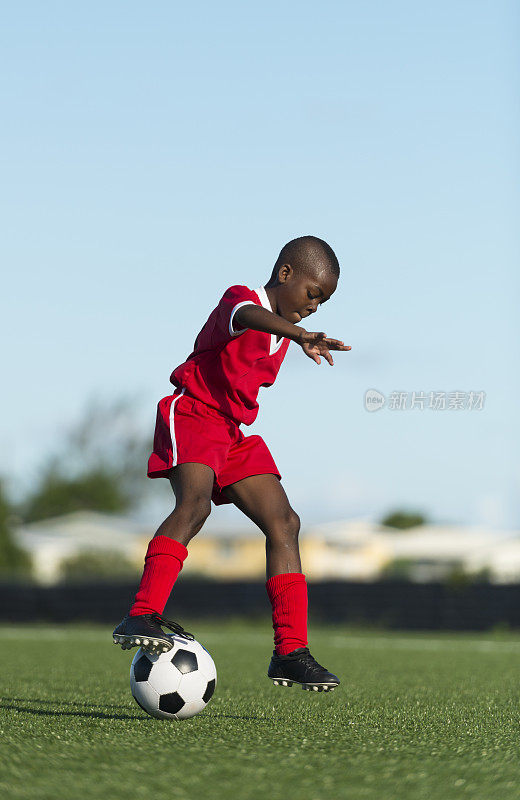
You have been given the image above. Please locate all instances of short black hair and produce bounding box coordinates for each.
[270,235,340,282]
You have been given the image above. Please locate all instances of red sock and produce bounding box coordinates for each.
[129,535,188,617]
[265,572,308,655]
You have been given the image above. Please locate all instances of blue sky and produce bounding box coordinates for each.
[1,1,518,529]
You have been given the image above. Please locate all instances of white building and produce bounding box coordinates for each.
[15,511,147,584]
[13,512,520,584]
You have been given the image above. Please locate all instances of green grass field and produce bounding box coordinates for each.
[1,622,519,800]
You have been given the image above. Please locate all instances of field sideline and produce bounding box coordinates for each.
[1,622,519,800]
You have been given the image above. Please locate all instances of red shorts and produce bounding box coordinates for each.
[147,389,282,506]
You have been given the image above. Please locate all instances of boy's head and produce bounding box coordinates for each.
[267,235,339,324]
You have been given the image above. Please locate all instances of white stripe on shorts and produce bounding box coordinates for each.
[168,388,186,467]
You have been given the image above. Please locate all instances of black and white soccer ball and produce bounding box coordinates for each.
[130,635,217,720]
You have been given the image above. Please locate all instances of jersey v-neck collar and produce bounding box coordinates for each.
[254,286,286,355]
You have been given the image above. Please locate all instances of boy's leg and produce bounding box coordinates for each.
[113,462,214,653]
[223,473,304,649]
[222,474,339,689]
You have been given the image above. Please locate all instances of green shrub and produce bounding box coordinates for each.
[59,549,139,582]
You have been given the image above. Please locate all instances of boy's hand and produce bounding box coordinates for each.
[297,330,352,366]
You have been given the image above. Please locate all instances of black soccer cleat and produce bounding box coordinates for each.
[268,647,340,692]
[112,613,194,655]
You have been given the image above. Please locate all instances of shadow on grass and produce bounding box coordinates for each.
[1,697,262,722]
[0,697,144,721]
[201,712,262,721]
[3,696,129,709]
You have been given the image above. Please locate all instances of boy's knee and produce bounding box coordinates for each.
[287,509,301,538]
[175,496,212,533]
[268,508,300,543]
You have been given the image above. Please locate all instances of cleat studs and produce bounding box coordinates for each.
[142,639,149,646]
[313,686,319,692]
[282,681,288,687]
[153,640,158,647]
[134,638,141,645]
[113,638,117,644]
[273,680,279,686]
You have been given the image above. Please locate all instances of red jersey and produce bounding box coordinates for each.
[170,285,290,426]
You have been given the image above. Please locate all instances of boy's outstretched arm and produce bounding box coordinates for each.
[234,304,351,366]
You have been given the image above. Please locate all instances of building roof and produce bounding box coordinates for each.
[16,510,147,549]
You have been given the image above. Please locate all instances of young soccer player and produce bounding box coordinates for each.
[113,235,351,691]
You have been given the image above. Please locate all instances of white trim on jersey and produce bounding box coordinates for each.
[254,286,286,355]
[169,388,186,466]
[229,300,256,337]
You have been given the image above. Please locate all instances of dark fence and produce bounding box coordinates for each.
[2,579,520,630]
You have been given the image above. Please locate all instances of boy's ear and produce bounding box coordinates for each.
[278,263,292,283]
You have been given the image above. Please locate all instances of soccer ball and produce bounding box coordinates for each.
[130,635,217,720]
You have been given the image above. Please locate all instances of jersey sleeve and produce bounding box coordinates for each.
[218,285,260,339]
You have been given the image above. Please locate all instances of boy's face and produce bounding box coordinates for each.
[275,264,338,324]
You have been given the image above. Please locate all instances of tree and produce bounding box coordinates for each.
[59,549,139,582]
[20,398,150,523]
[22,468,130,523]
[0,481,31,575]
[380,557,415,580]
[381,510,427,530]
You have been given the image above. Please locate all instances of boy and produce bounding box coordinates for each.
[113,235,351,691]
